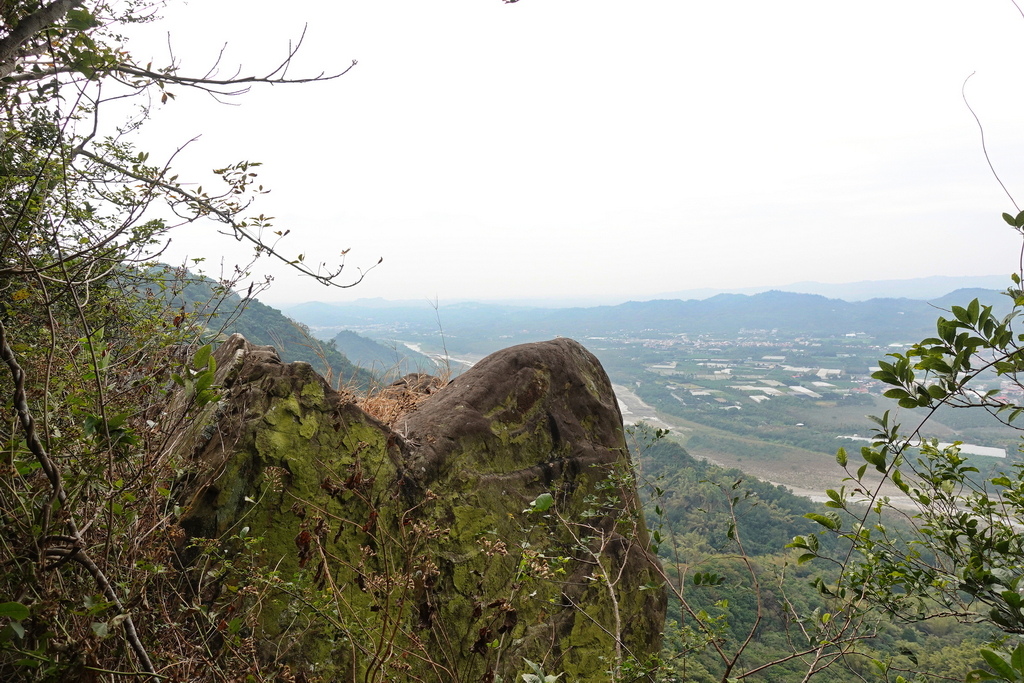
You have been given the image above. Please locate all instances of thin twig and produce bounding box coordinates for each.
[962,72,1018,212]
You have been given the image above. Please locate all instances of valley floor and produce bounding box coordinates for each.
[613,383,917,509]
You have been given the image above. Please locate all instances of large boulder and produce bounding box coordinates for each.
[168,334,665,682]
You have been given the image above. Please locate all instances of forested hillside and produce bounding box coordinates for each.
[151,270,370,387]
[331,329,436,376]
[637,433,998,682]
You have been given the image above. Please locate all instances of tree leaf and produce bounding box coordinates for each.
[0,602,29,621]
[980,649,1017,681]
[804,512,840,531]
[529,493,554,513]
[66,9,101,31]
[1011,642,1024,675]
[193,345,212,370]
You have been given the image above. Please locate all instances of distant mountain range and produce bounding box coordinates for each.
[654,274,1012,302]
[282,286,1016,353]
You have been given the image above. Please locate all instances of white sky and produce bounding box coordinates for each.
[127,0,1024,306]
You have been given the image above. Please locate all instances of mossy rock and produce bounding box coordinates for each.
[170,334,665,682]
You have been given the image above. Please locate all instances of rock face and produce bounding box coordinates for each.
[169,334,665,682]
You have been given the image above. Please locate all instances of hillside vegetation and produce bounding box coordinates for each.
[331,329,437,376]
[637,433,998,682]
[149,270,371,387]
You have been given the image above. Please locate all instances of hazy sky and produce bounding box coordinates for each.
[129,0,1024,305]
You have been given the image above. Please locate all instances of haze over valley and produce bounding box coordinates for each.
[281,276,1022,501]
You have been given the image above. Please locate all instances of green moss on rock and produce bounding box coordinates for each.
[170,334,665,682]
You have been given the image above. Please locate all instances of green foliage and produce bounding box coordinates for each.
[772,263,1024,683]
[967,643,1024,682]
[150,269,371,387]
[526,492,555,513]
[796,287,1024,629]
[172,343,220,407]
[519,658,565,683]
[625,421,1001,683]
[0,1,364,680]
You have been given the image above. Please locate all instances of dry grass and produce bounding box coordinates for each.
[284,319,456,428]
[357,373,446,427]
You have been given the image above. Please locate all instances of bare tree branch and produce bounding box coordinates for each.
[74,147,380,288]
